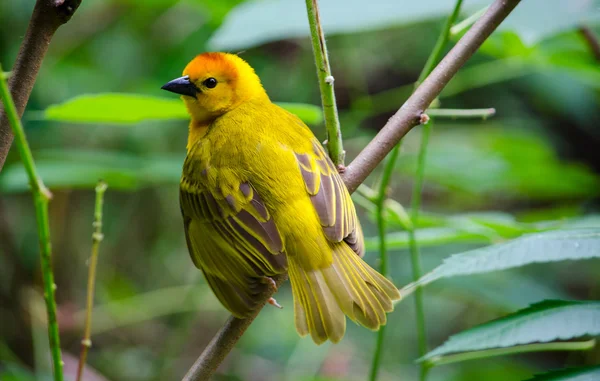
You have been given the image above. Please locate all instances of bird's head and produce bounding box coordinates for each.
[161,52,267,123]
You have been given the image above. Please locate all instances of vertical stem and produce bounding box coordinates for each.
[450,6,489,36]
[305,0,344,165]
[0,66,63,380]
[409,4,463,377]
[76,181,108,381]
[369,144,402,381]
[368,1,463,380]
[407,119,433,379]
[417,0,465,87]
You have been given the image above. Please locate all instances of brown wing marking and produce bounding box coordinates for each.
[180,179,287,317]
[293,139,364,257]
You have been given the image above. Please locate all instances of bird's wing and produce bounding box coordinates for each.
[294,139,364,257]
[180,159,287,317]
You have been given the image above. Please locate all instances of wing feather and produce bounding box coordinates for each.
[294,139,365,257]
[180,166,287,317]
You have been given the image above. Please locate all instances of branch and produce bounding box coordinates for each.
[340,0,521,193]
[426,107,496,119]
[305,0,344,166]
[0,0,83,170]
[181,274,287,381]
[182,0,521,380]
[0,66,62,380]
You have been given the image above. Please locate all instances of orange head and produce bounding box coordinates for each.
[162,52,268,123]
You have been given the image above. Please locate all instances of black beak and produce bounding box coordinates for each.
[161,75,199,98]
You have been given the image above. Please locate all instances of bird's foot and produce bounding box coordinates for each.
[337,164,346,174]
[268,297,283,309]
[261,276,278,291]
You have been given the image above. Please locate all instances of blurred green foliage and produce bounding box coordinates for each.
[41,93,323,125]
[1,1,600,381]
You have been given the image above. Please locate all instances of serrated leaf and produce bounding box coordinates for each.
[414,228,600,287]
[423,300,600,361]
[527,366,600,381]
[40,93,323,125]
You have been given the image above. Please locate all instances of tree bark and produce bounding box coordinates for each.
[0,0,83,170]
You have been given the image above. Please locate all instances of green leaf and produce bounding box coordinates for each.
[43,93,188,124]
[422,300,600,361]
[527,366,600,381]
[414,228,600,287]
[210,0,600,51]
[39,93,323,125]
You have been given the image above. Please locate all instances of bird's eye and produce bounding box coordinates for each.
[203,77,218,89]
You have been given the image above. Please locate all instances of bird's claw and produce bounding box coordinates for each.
[268,297,283,309]
[337,164,346,174]
[261,276,278,291]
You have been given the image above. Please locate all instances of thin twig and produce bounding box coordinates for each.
[305,0,344,166]
[450,5,489,36]
[407,118,433,381]
[0,0,83,170]
[76,180,108,381]
[579,25,600,62]
[408,1,466,373]
[0,65,62,381]
[182,1,521,380]
[341,0,521,193]
[425,107,496,119]
[416,0,465,88]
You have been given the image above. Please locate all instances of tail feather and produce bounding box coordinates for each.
[289,243,401,344]
[289,259,345,343]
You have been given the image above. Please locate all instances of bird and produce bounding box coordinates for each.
[161,52,400,344]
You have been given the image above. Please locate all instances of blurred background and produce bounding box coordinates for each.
[1,0,599,380]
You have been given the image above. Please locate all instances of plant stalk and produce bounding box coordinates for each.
[0,65,63,381]
[369,143,402,381]
[374,2,463,380]
[406,2,465,380]
[425,107,495,119]
[76,180,108,381]
[450,5,489,36]
[305,0,344,165]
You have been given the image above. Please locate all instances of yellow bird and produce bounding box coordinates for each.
[162,52,400,344]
